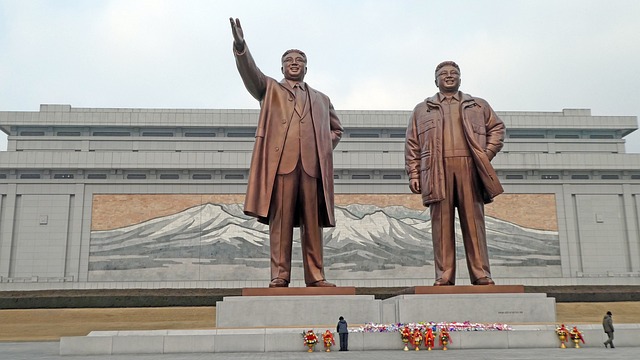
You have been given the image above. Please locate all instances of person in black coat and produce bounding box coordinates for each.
[336,316,348,351]
[603,311,615,348]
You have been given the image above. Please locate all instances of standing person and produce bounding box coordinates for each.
[405,61,505,286]
[336,316,348,351]
[229,18,343,288]
[603,311,615,348]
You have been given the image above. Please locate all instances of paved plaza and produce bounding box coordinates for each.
[0,342,636,360]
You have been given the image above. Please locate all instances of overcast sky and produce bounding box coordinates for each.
[1,0,639,152]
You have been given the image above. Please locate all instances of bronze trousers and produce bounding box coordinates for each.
[269,163,325,285]
[429,156,491,284]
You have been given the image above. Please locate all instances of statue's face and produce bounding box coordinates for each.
[281,51,307,81]
[435,64,461,93]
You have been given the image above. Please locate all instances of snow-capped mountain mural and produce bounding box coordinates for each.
[88,202,560,281]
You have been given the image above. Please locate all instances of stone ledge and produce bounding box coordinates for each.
[4,285,640,309]
[60,325,640,355]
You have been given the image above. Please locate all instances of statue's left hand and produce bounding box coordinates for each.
[409,179,421,194]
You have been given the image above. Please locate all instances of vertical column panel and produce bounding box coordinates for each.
[0,184,16,277]
[0,193,4,279]
[0,186,18,278]
[629,192,640,272]
[563,187,583,275]
[64,184,86,280]
[11,194,70,278]
[576,194,628,274]
[554,185,572,277]
[78,186,96,281]
[8,194,21,277]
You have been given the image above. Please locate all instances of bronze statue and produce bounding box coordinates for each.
[405,61,505,286]
[230,18,343,287]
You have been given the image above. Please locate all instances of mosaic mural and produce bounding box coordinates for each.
[88,194,560,281]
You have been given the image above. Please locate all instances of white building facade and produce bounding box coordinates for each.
[0,105,639,290]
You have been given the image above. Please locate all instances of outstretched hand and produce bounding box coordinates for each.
[229,17,245,51]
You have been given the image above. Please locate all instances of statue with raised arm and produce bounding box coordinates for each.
[405,61,505,286]
[230,18,343,288]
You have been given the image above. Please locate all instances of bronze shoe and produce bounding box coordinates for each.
[433,279,454,286]
[307,280,336,287]
[269,278,289,288]
[472,277,495,285]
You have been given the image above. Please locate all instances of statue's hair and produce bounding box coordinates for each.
[281,49,307,62]
[435,61,460,77]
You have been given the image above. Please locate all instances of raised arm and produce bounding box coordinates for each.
[229,17,267,101]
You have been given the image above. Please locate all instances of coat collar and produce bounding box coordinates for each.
[280,78,308,91]
[281,78,316,100]
[425,91,474,107]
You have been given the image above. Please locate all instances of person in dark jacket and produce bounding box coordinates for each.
[336,316,348,351]
[603,311,615,348]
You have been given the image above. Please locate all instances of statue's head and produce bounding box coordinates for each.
[434,61,461,93]
[281,49,307,81]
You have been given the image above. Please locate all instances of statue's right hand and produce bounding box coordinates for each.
[409,179,421,194]
[229,17,245,50]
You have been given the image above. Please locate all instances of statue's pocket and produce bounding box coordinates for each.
[419,151,432,195]
[417,118,435,135]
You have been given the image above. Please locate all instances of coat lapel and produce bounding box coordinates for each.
[306,84,318,119]
[279,79,294,94]
[279,79,297,119]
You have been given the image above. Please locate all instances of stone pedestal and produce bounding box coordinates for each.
[381,291,556,324]
[60,285,564,355]
[218,285,554,327]
[216,292,379,328]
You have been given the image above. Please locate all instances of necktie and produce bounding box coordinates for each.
[294,84,305,116]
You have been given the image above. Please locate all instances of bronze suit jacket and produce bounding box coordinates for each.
[233,44,343,226]
[405,91,505,206]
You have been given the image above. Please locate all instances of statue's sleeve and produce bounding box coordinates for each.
[329,102,343,149]
[484,103,505,161]
[404,110,421,179]
[233,42,268,101]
